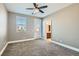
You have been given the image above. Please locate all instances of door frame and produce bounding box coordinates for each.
[43,16,53,40]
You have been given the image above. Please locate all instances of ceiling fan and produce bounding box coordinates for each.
[26,3,48,14]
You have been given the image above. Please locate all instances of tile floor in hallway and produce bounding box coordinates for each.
[2,39,79,56]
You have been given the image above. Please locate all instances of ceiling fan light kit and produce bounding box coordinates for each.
[26,3,48,14]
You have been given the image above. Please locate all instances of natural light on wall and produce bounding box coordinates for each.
[36,28,39,32]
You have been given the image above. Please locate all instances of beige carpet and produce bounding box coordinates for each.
[2,39,79,56]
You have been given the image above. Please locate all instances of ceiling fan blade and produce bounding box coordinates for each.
[33,3,37,8]
[39,9,44,13]
[26,8,34,10]
[39,5,48,9]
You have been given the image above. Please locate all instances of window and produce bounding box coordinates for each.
[16,16,26,32]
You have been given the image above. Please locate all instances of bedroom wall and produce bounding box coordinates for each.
[43,4,79,49]
[34,18,42,38]
[0,4,8,52]
[8,12,41,41]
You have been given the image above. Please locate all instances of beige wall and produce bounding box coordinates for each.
[44,4,79,49]
[0,4,8,51]
[8,12,41,41]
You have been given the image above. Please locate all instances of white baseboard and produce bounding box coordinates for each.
[8,38,37,44]
[0,43,8,56]
[51,41,79,52]
[0,38,37,56]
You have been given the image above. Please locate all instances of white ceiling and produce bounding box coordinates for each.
[4,3,72,18]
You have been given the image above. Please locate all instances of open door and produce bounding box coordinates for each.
[47,25,51,39]
[45,19,52,41]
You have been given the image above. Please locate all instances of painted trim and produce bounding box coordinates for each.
[51,41,79,52]
[0,43,8,56]
[8,38,37,44]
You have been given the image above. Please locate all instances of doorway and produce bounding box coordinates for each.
[45,19,52,41]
